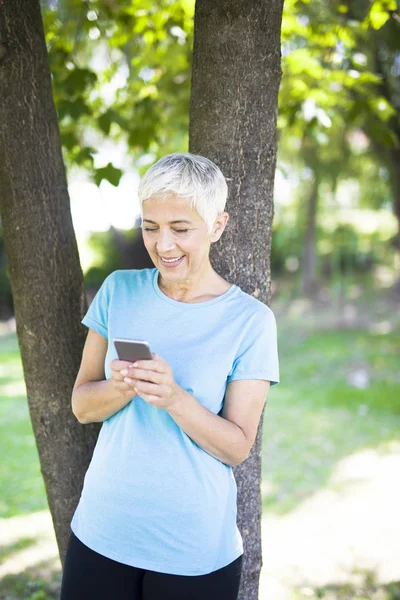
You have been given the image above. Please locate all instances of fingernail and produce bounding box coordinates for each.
[121,369,128,376]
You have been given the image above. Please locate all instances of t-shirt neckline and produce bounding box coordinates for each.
[152,268,238,308]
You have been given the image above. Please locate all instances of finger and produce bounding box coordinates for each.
[113,374,136,389]
[138,392,162,407]
[120,378,139,394]
[110,359,135,372]
[131,359,165,373]
[127,367,164,384]
[134,381,163,396]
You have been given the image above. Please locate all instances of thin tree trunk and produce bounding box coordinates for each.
[189,1,284,597]
[388,147,400,295]
[109,225,154,270]
[371,34,400,293]
[387,147,400,251]
[301,174,319,297]
[369,142,400,295]
[0,0,100,566]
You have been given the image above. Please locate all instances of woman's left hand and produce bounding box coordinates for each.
[120,353,183,410]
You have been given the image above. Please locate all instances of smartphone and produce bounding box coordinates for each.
[113,338,153,362]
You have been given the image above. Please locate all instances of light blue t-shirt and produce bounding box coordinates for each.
[71,267,279,575]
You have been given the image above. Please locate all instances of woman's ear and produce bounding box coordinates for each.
[211,212,229,242]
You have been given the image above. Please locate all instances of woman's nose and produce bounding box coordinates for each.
[156,230,176,253]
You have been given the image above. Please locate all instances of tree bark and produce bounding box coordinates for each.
[189,1,284,597]
[0,0,100,567]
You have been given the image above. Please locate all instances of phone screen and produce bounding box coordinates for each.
[113,338,152,362]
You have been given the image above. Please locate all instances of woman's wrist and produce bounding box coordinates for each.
[73,378,134,424]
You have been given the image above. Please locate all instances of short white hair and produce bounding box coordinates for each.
[137,152,228,235]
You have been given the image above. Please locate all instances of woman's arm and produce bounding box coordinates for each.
[166,379,270,467]
[73,380,133,424]
[72,329,135,424]
[120,354,271,466]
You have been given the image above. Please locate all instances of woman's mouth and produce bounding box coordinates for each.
[159,255,185,268]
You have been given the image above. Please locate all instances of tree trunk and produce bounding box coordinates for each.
[109,225,154,270]
[370,34,400,294]
[189,1,284,597]
[387,146,400,296]
[0,0,100,567]
[301,174,319,297]
[387,147,400,248]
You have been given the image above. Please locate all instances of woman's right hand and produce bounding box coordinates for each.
[109,359,138,399]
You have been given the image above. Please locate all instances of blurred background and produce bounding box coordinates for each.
[0,0,399,599]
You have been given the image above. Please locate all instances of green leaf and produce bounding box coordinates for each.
[57,98,91,120]
[365,0,397,29]
[98,111,113,135]
[60,130,79,150]
[62,69,97,97]
[97,109,128,135]
[75,146,97,167]
[94,163,123,187]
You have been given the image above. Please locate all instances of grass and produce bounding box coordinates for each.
[262,326,400,514]
[292,569,400,599]
[0,275,399,599]
[0,570,61,600]
[260,276,400,516]
[0,333,48,518]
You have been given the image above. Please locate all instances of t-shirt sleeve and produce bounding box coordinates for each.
[227,306,280,386]
[81,272,116,340]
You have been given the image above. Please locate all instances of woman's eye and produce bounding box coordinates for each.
[143,228,189,234]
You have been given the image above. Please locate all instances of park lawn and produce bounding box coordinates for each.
[1,321,399,519]
[262,326,400,514]
[0,333,48,518]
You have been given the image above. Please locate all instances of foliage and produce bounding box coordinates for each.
[83,229,121,286]
[271,205,397,276]
[279,0,399,138]
[278,0,400,209]
[38,0,400,227]
[41,0,194,183]
[42,0,399,189]
[0,0,396,303]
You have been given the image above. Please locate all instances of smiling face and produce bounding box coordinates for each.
[141,193,228,285]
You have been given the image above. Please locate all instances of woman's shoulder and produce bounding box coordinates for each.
[234,284,276,318]
[102,269,156,301]
[107,267,155,285]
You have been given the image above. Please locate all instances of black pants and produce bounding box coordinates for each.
[60,530,243,600]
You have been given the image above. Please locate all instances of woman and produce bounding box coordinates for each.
[60,152,280,600]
